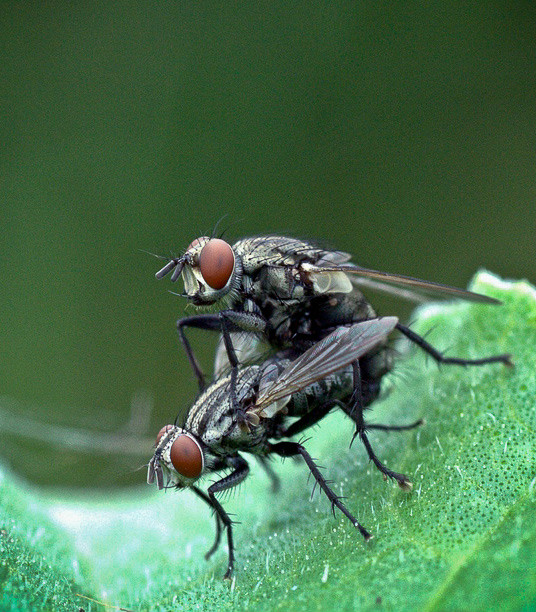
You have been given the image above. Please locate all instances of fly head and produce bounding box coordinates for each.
[147,424,217,490]
[156,237,243,307]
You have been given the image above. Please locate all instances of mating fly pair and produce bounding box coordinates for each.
[148,234,511,578]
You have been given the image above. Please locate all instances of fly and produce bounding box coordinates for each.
[148,317,426,579]
[155,235,511,407]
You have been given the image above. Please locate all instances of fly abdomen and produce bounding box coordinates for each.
[311,292,377,331]
[285,366,354,418]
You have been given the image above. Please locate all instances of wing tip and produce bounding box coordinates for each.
[474,294,502,305]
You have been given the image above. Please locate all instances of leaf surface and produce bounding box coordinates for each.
[1,271,535,612]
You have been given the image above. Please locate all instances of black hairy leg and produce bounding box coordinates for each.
[344,361,413,491]
[191,455,250,579]
[191,486,223,560]
[396,322,512,367]
[269,440,372,540]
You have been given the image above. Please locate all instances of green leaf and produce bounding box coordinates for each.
[1,271,535,612]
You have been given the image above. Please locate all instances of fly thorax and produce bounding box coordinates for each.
[256,266,306,300]
[185,376,234,436]
[186,366,263,445]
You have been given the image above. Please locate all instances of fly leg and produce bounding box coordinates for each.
[280,402,334,438]
[269,441,372,540]
[328,399,423,433]
[367,420,423,432]
[218,311,267,419]
[395,323,513,367]
[177,314,223,391]
[218,314,241,417]
[176,312,267,396]
[206,455,250,579]
[191,486,223,560]
[346,361,413,491]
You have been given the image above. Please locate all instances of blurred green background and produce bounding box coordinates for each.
[1,2,535,489]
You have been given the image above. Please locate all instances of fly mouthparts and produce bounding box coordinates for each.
[155,465,164,490]
[147,463,155,485]
[147,458,165,490]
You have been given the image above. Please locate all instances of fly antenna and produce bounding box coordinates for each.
[155,256,185,281]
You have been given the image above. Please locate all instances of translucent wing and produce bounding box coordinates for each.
[252,317,397,415]
[302,263,500,304]
[213,332,273,378]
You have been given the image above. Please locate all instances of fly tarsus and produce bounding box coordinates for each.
[346,361,413,491]
[396,322,513,367]
[357,430,413,491]
[270,441,372,541]
[366,419,424,432]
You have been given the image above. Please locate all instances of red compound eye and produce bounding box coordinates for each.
[155,424,174,445]
[198,239,235,290]
[170,434,204,479]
